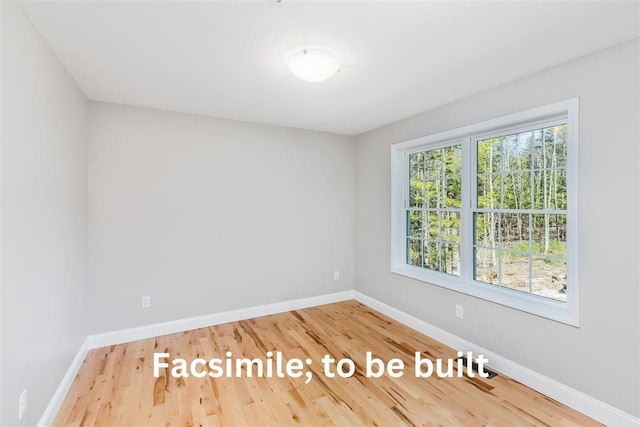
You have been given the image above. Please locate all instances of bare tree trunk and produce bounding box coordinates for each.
[488,142,497,266]
[549,127,560,249]
[543,129,555,254]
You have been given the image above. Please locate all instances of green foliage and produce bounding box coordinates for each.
[408,144,462,276]
[409,145,462,209]
[476,125,567,211]
[511,238,566,257]
[409,125,569,295]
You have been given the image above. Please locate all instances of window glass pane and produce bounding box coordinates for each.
[444,145,462,177]
[406,142,462,279]
[534,125,567,169]
[498,213,530,249]
[425,211,439,239]
[425,149,443,179]
[474,124,568,303]
[500,251,531,294]
[445,178,462,208]
[475,247,498,285]
[531,214,567,256]
[532,134,544,169]
[552,127,567,166]
[441,211,460,243]
[503,131,533,172]
[407,238,423,267]
[530,129,543,168]
[477,174,500,209]
[441,244,460,276]
[532,255,567,302]
[477,137,503,174]
[423,241,439,271]
[533,169,566,210]
[502,172,531,210]
[409,182,423,208]
[556,168,567,210]
[407,207,461,276]
[407,211,423,238]
[474,212,497,248]
[532,170,546,209]
[425,180,442,208]
[409,152,426,181]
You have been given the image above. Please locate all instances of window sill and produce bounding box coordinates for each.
[391,263,579,327]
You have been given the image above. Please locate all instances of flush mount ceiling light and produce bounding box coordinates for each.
[287,49,340,83]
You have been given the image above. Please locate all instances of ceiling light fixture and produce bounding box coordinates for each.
[287,49,340,83]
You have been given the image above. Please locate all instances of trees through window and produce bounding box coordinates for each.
[391,99,579,325]
[473,124,568,302]
[407,145,462,275]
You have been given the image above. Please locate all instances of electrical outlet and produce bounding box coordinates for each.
[456,305,464,319]
[334,271,340,280]
[141,296,151,308]
[19,389,27,420]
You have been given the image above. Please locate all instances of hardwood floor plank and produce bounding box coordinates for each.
[53,301,601,426]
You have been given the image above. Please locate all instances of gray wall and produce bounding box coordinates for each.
[354,39,639,416]
[87,102,354,333]
[1,2,88,426]
[2,0,637,421]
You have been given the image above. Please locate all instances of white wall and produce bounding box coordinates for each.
[1,2,88,426]
[87,102,354,333]
[354,39,639,416]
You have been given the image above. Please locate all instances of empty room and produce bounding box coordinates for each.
[1,1,639,426]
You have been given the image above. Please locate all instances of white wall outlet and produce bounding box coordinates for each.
[19,389,27,420]
[334,271,340,280]
[456,305,464,319]
[141,296,151,308]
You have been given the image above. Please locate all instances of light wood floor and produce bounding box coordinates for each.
[54,301,600,426]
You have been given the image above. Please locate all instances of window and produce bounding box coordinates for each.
[407,145,462,275]
[391,99,579,326]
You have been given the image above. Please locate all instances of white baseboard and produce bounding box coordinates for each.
[38,339,89,427]
[40,289,638,427]
[353,291,639,427]
[85,290,354,349]
[39,290,354,426]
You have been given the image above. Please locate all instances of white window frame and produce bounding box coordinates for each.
[391,98,579,326]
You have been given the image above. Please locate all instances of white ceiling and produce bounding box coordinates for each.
[18,1,639,136]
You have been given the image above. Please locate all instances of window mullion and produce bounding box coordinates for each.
[460,137,473,280]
